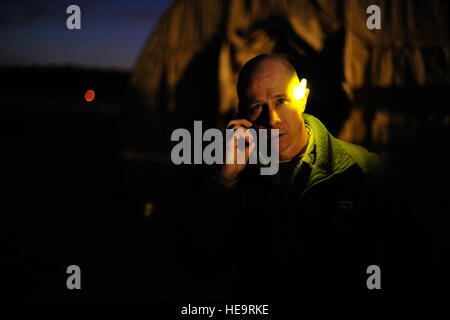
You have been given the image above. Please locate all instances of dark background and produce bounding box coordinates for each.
[1,0,449,299]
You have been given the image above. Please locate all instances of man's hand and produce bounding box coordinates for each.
[219,119,256,181]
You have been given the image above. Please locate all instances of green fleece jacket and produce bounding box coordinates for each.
[300,113,384,197]
[181,113,432,299]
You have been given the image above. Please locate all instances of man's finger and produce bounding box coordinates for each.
[233,129,254,140]
[235,134,253,151]
[246,140,256,161]
[228,124,248,131]
[227,119,253,128]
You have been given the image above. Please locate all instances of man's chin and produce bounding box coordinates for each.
[277,144,289,159]
[265,135,289,157]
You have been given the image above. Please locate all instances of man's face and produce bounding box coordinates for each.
[239,60,308,159]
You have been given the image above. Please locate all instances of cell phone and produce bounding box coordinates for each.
[234,109,272,167]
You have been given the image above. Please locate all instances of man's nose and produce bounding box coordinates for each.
[268,106,281,127]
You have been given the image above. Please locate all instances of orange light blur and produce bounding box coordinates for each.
[84,89,95,102]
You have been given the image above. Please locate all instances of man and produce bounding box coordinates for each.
[217,54,382,183]
[180,54,432,299]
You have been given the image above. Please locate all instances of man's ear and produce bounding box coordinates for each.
[299,88,310,113]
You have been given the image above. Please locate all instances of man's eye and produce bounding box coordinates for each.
[276,98,287,105]
[251,104,263,112]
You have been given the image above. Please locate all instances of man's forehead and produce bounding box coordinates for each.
[244,71,295,100]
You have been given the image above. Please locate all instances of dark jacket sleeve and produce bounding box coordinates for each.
[374,164,446,297]
[176,169,241,281]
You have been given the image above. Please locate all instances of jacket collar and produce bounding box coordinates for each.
[298,113,356,196]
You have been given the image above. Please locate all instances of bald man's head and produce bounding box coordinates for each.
[237,54,298,104]
[235,54,310,161]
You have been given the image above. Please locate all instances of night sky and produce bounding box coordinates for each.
[0,0,173,70]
